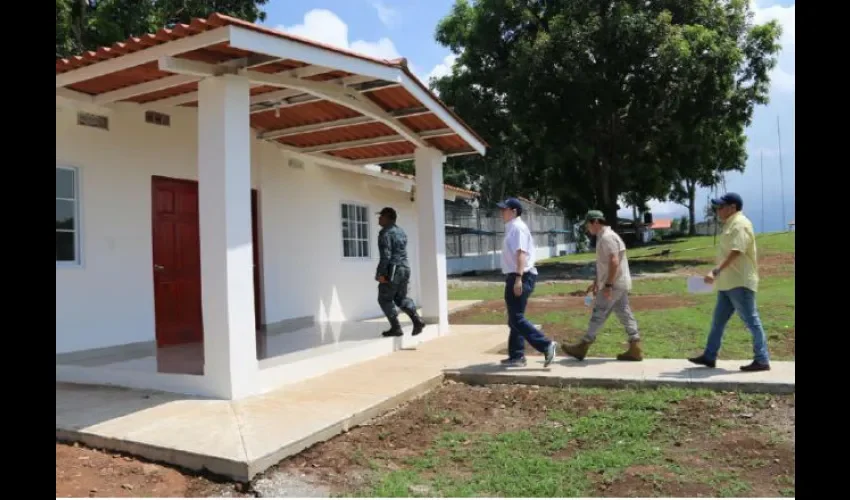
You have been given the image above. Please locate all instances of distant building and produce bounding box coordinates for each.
[650,219,673,232]
[788,219,795,231]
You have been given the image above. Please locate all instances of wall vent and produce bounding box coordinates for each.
[288,157,305,170]
[77,112,109,130]
[145,110,171,127]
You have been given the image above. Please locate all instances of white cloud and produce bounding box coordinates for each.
[278,9,401,61]
[751,0,795,93]
[426,54,458,83]
[371,1,400,28]
[617,198,688,219]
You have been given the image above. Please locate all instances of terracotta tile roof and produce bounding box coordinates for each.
[55,13,487,163]
[650,219,673,230]
[381,169,478,198]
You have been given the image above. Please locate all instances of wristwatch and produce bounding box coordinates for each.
[712,267,721,276]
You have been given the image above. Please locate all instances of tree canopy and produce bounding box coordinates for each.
[56,0,269,58]
[432,0,781,226]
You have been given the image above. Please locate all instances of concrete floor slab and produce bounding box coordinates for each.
[57,316,506,482]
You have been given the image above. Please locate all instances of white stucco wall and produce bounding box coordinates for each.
[56,103,419,354]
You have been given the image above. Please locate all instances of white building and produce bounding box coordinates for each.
[56,14,487,400]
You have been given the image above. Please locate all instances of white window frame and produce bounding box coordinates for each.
[56,165,82,268]
[340,201,372,260]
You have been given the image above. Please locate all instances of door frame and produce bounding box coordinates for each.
[151,176,264,347]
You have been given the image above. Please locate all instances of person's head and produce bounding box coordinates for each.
[377,207,397,228]
[584,210,607,236]
[496,198,523,223]
[710,193,743,222]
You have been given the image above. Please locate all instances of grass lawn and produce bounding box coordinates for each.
[449,232,795,360]
[275,383,795,497]
[541,231,796,265]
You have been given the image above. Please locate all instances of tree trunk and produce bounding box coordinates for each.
[687,180,697,236]
[594,162,620,232]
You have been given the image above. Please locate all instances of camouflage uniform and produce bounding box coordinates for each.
[376,224,424,335]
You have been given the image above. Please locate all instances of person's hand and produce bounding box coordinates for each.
[586,282,598,295]
[378,275,388,284]
[513,277,523,297]
[703,272,715,285]
[603,286,612,300]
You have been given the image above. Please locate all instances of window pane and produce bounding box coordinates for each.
[341,204,349,220]
[359,241,368,257]
[360,223,369,241]
[358,206,367,222]
[56,168,75,199]
[342,221,350,239]
[343,240,354,257]
[56,231,75,262]
[56,199,75,230]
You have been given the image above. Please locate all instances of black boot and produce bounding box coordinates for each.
[403,308,426,336]
[382,316,404,337]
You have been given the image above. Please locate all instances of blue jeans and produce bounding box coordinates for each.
[703,287,770,364]
[504,273,553,359]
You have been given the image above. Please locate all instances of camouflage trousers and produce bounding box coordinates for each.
[378,266,417,320]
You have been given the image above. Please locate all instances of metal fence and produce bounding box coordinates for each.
[444,200,574,258]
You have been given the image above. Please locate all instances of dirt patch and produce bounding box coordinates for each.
[600,464,715,497]
[450,294,697,324]
[760,253,795,277]
[55,442,247,498]
[275,382,584,493]
[450,294,698,355]
[273,383,794,497]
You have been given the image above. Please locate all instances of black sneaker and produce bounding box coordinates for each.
[740,360,771,372]
[688,355,716,368]
[381,328,403,337]
[500,357,527,367]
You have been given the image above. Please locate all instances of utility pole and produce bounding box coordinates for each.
[777,116,786,232]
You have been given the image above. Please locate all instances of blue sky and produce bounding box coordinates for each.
[261,0,795,233]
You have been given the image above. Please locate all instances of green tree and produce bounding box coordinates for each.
[432,0,781,229]
[661,0,781,235]
[56,0,268,58]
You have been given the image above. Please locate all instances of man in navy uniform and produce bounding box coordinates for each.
[376,207,426,337]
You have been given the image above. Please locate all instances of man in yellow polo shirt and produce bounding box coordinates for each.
[689,193,771,372]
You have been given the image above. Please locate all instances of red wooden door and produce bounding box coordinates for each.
[251,190,263,327]
[151,177,203,347]
[152,178,263,348]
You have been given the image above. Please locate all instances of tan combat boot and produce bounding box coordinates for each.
[616,340,643,361]
[562,340,592,361]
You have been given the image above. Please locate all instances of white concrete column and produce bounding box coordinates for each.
[197,74,257,400]
[414,147,449,334]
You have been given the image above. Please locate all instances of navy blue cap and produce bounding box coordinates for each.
[496,197,523,214]
[710,193,743,210]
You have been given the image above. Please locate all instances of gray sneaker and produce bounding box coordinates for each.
[500,357,527,367]
[544,341,558,367]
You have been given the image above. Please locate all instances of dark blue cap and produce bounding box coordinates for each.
[496,197,523,214]
[710,192,743,210]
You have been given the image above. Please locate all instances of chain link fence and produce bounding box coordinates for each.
[444,199,575,260]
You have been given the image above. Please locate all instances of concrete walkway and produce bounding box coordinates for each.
[57,321,795,482]
[445,355,795,394]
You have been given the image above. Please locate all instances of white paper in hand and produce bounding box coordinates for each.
[687,276,714,294]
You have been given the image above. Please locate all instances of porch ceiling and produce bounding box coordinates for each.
[55,13,487,165]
